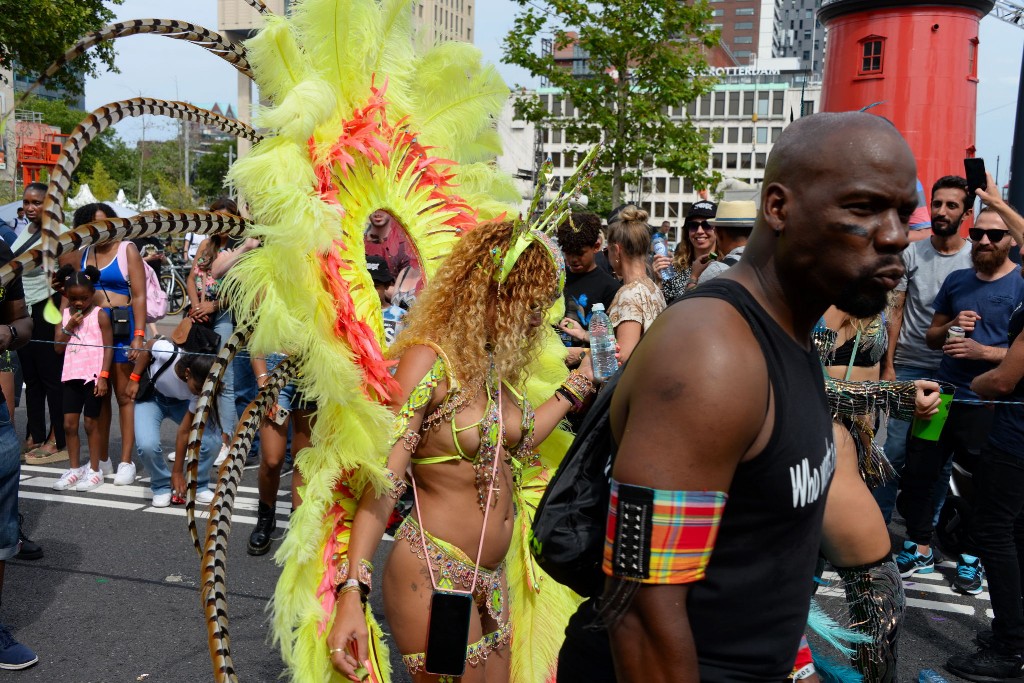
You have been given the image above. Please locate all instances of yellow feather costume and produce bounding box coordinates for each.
[220,1,582,681]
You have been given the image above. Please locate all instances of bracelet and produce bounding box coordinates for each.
[61,327,73,336]
[400,429,420,453]
[6,324,17,342]
[333,558,374,593]
[129,373,142,382]
[385,469,409,499]
[134,330,145,338]
[257,372,270,380]
[99,371,110,379]
[556,387,583,412]
[561,369,595,404]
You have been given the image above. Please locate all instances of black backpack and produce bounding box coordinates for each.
[530,365,624,597]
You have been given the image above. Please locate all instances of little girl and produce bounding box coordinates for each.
[52,265,114,492]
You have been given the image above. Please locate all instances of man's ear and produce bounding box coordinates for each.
[762,182,789,235]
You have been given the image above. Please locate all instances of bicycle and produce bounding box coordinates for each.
[156,256,189,316]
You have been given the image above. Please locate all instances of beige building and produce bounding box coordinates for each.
[414,0,474,44]
[218,0,474,157]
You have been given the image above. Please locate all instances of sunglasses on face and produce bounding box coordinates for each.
[969,228,1010,243]
[687,221,714,232]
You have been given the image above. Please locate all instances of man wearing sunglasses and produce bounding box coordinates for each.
[877,176,974,524]
[896,204,1024,596]
[945,176,1024,680]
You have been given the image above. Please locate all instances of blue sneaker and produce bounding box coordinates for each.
[954,554,985,595]
[0,623,38,670]
[895,540,934,578]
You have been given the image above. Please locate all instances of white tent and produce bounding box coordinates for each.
[138,192,161,211]
[0,200,20,229]
[67,185,138,219]
[67,184,99,209]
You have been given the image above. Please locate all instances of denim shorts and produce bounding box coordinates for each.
[104,306,136,364]
[266,353,296,411]
[0,403,22,560]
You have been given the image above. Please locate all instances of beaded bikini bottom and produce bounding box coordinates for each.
[394,516,510,675]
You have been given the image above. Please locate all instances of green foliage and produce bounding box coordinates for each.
[192,141,237,202]
[583,173,613,220]
[137,140,184,204]
[503,0,722,206]
[0,0,121,99]
[156,176,198,211]
[81,159,116,200]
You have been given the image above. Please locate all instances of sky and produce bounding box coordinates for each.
[85,0,1023,184]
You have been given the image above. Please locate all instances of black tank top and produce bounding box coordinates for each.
[681,279,836,681]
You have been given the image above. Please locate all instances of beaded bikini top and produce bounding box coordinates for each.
[392,345,536,511]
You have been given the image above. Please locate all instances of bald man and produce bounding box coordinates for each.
[559,113,918,683]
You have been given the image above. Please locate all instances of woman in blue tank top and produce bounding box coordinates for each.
[60,203,148,487]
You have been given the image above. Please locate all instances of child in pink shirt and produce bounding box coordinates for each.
[53,265,113,492]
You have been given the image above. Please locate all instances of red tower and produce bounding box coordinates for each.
[818,0,994,198]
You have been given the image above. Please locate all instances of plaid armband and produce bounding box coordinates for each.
[602,479,727,585]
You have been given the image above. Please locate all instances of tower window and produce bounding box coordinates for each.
[968,37,979,80]
[859,37,885,76]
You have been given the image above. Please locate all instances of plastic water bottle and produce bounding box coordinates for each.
[589,303,619,381]
[651,232,675,281]
[918,670,948,683]
[382,303,406,347]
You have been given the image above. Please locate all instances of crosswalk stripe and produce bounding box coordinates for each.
[19,490,144,510]
[906,598,975,615]
[145,506,291,530]
[19,472,292,521]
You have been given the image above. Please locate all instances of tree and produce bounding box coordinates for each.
[155,176,197,211]
[504,0,721,207]
[0,0,121,100]
[81,159,116,200]
[583,173,613,221]
[192,141,237,203]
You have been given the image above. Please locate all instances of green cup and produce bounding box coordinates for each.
[911,385,955,442]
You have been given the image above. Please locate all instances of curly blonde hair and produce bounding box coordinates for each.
[391,220,560,389]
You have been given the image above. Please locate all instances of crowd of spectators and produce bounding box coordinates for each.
[6,166,1024,680]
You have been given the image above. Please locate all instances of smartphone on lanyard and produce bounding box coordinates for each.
[423,590,474,676]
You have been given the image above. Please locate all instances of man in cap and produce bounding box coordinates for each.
[698,200,756,284]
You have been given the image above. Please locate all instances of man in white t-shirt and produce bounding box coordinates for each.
[184,232,208,262]
[876,175,974,522]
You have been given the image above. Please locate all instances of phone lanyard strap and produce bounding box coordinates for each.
[409,387,503,597]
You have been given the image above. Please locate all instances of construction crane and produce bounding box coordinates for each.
[989,1,1024,207]
[992,0,1024,28]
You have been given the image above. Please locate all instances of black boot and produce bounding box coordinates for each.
[16,514,42,561]
[247,502,276,556]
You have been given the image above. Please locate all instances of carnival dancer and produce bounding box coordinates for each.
[810,306,941,682]
[327,219,595,682]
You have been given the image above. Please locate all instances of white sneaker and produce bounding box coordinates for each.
[53,467,86,491]
[152,492,171,508]
[113,462,136,486]
[167,452,175,462]
[214,444,229,467]
[195,489,215,504]
[97,458,113,477]
[75,469,103,492]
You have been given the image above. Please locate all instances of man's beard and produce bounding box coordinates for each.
[835,276,891,319]
[931,216,961,237]
[972,242,1010,275]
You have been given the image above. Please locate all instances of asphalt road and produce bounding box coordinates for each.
[0,387,999,683]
